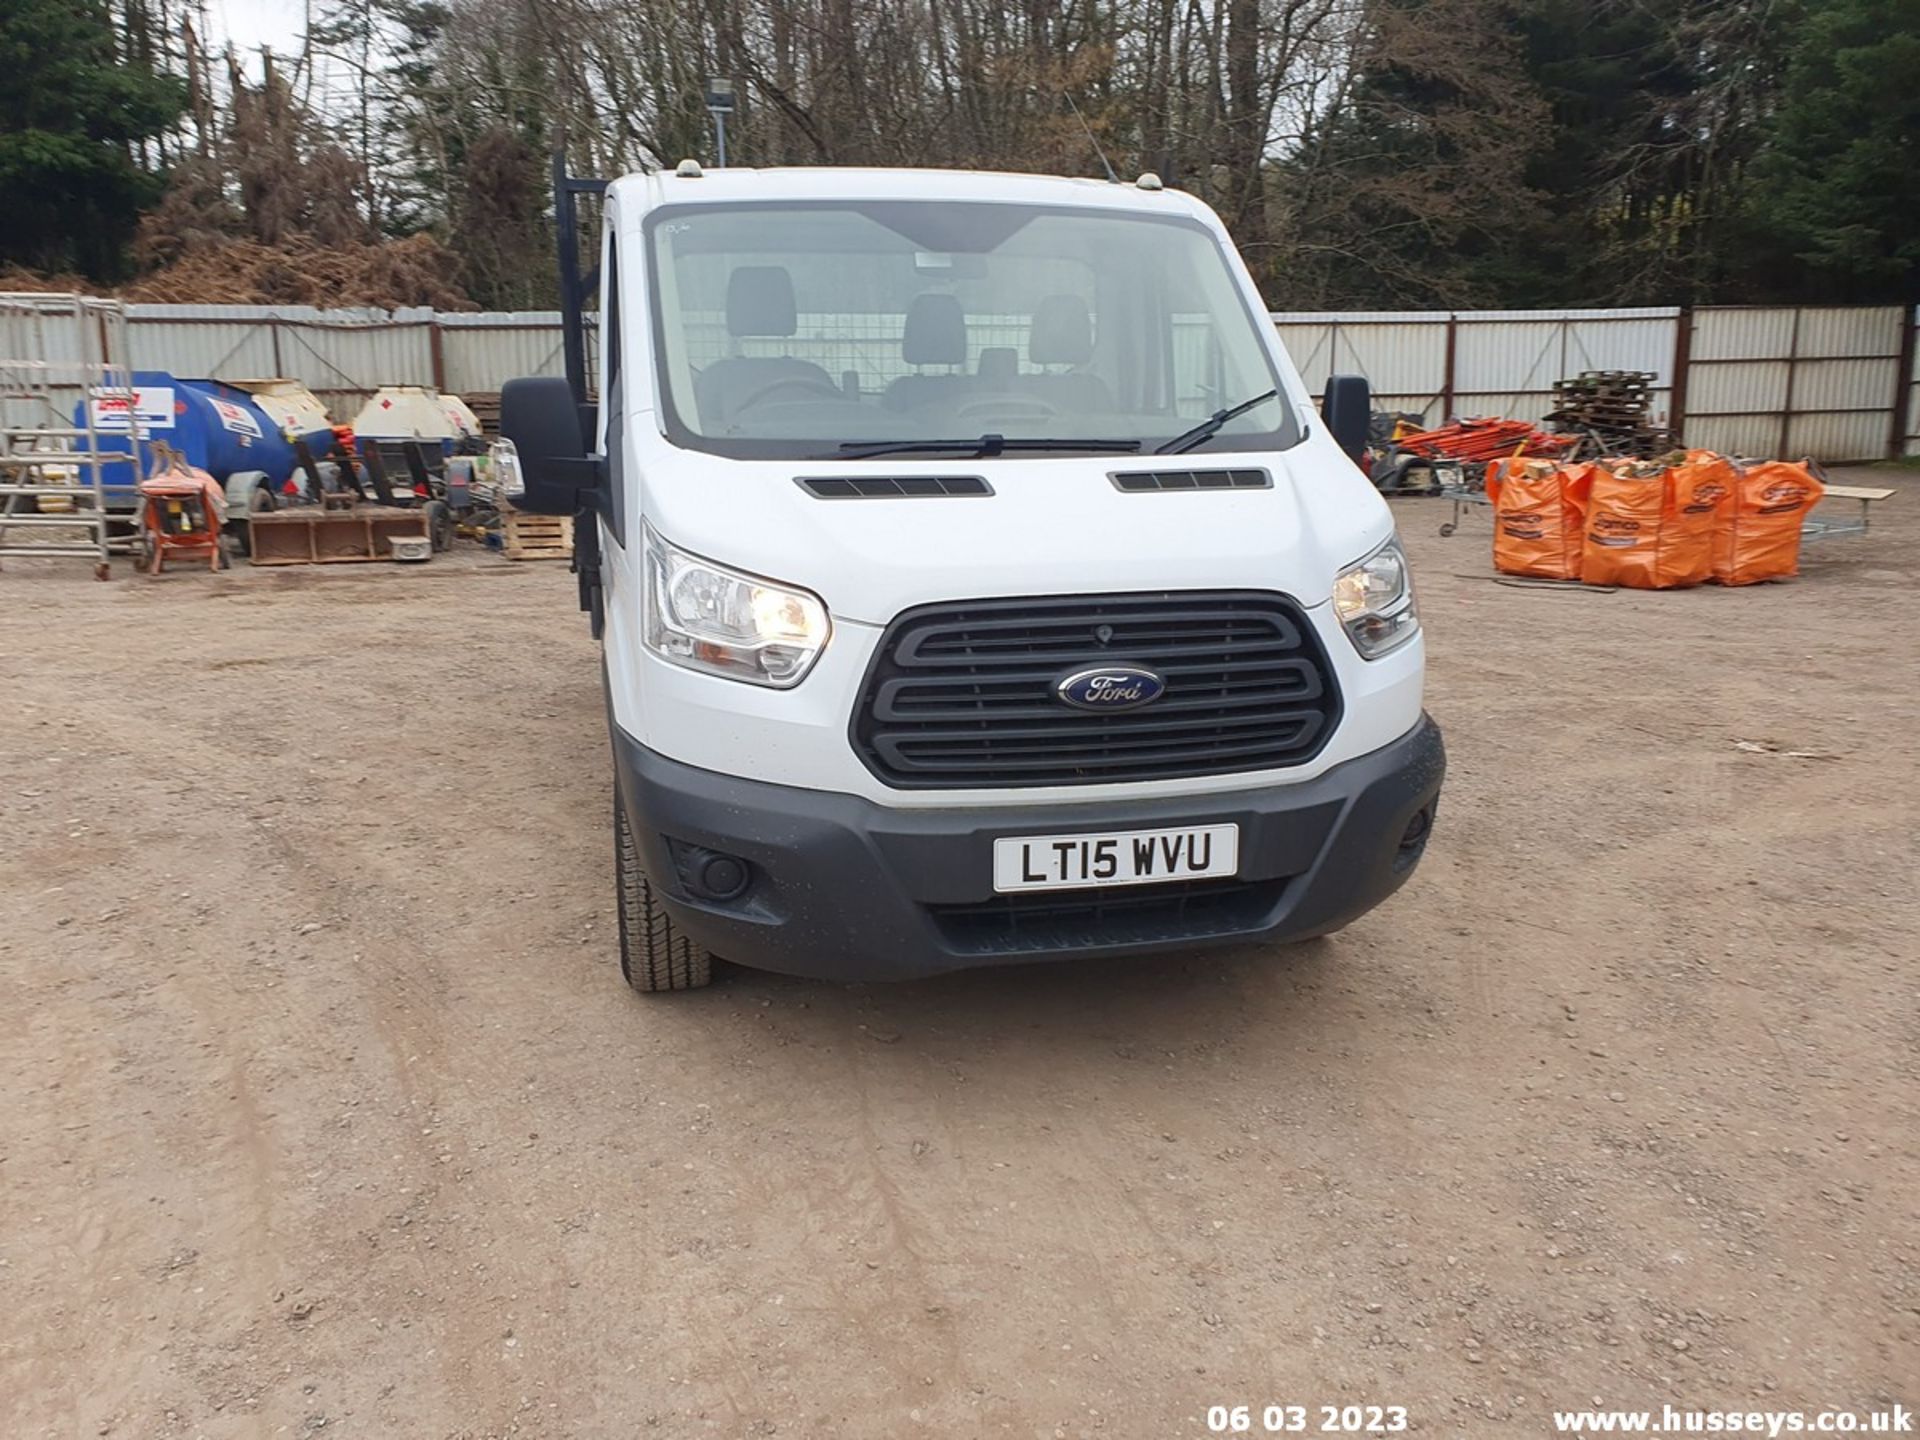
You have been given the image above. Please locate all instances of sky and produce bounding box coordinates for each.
[204,0,391,118]
[207,0,313,75]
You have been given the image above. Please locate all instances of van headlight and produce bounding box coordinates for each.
[643,526,830,687]
[1332,535,1419,659]
[487,438,524,501]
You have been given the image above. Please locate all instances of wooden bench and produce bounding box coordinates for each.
[1807,483,1896,540]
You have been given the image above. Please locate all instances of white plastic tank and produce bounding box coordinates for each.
[351,385,481,444]
[439,393,485,442]
[229,378,335,442]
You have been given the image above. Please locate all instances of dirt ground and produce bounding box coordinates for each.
[3,472,1915,1440]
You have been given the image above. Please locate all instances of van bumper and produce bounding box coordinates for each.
[613,716,1444,982]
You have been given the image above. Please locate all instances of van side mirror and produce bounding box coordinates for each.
[500,376,605,514]
[1321,374,1372,466]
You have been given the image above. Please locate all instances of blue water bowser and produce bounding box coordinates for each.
[81,374,335,508]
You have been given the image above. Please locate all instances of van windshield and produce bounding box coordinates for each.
[643,201,1297,460]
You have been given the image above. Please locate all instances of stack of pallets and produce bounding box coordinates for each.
[462,392,501,437]
[1546,371,1673,456]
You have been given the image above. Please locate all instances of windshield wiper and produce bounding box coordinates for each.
[1155,389,1281,455]
[835,434,1143,459]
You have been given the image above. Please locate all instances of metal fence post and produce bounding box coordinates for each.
[1669,304,1693,440]
[1890,301,1917,461]
[1779,307,1802,460]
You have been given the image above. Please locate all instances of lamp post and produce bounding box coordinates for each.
[705,78,736,167]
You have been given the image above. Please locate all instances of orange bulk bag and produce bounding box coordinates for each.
[1581,457,1726,589]
[1714,460,1824,585]
[1485,459,1595,579]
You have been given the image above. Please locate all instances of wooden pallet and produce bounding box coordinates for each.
[463,392,501,437]
[500,504,573,561]
[1553,371,1655,403]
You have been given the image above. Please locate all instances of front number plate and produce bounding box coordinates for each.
[991,824,1240,894]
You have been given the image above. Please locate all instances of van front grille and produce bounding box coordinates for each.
[928,878,1287,954]
[851,591,1341,788]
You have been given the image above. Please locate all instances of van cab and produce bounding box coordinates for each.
[500,165,1443,990]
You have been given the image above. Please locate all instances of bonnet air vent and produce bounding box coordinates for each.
[1109,468,1271,493]
[797,475,992,499]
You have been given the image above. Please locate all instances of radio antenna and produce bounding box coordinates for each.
[1064,92,1120,183]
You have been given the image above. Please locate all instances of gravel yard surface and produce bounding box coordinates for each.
[4,473,1914,1437]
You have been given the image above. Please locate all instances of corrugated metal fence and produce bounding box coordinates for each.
[123,302,1920,461]
[123,304,589,426]
[1272,307,1680,432]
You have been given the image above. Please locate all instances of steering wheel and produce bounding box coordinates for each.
[954,396,1061,421]
[734,376,850,412]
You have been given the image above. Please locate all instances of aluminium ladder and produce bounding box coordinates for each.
[0,294,142,579]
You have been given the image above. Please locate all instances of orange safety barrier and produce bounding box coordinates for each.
[1714,460,1824,585]
[1485,458,1595,579]
[1396,418,1577,464]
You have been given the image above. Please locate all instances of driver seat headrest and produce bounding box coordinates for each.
[726,266,798,338]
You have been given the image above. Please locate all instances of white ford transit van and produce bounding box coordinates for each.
[500,164,1443,991]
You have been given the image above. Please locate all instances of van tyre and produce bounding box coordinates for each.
[614,791,713,992]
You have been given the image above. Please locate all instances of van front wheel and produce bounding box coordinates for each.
[614,791,714,992]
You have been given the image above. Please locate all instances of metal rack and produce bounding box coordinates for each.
[0,293,142,579]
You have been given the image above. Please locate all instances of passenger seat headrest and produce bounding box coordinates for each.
[976,346,1018,385]
[903,293,967,367]
[726,266,798,338]
[1029,294,1094,366]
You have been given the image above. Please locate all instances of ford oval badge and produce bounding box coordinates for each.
[1055,665,1167,711]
